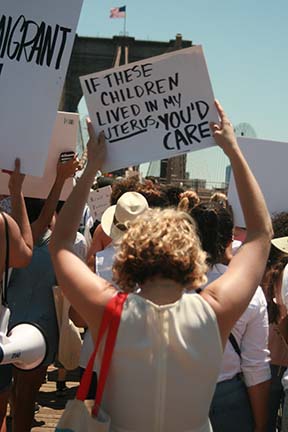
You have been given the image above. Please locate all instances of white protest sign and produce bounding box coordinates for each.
[0,112,79,200]
[87,186,112,222]
[0,0,83,176]
[228,137,288,227]
[80,45,218,172]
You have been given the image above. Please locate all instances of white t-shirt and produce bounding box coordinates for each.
[73,232,88,262]
[206,263,271,387]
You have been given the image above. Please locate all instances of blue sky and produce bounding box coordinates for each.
[77,0,288,142]
[76,1,288,183]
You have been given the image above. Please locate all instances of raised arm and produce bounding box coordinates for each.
[201,101,273,345]
[1,159,33,268]
[31,155,79,243]
[49,121,116,336]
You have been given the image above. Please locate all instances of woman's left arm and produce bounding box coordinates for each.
[49,122,116,334]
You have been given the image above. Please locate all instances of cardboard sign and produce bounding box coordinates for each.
[87,186,112,222]
[80,46,218,172]
[228,137,288,227]
[0,112,79,200]
[0,0,83,176]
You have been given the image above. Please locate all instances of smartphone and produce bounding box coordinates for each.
[59,151,75,163]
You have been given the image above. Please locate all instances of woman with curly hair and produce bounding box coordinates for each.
[50,101,272,432]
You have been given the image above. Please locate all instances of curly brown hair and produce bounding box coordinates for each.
[210,192,228,208]
[178,190,200,212]
[112,208,208,291]
[263,255,288,323]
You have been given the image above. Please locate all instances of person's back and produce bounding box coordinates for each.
[102,292,222,432]
[0,160,33,432]
[7,234,58,363]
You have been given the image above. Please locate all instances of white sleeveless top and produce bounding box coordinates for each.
[101,292,223,432]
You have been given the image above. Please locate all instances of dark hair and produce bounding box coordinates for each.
[264,255,288,323]
[110,177,140,205]
[163,185,184,207]
[136,183,169,208]
[55,201,65,214]
[266,212,288,267]
[96,176,114,188]
[190,202,234,266]
[24,198,45,224]
[264,212,288,323]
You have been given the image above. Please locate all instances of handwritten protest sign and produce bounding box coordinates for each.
[0,112,79,200]
[87,186,112,222]
[0,0,83,176]
[80,46,218,172]
[228,137,288,227]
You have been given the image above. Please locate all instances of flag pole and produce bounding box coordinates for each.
[124,6,127,36]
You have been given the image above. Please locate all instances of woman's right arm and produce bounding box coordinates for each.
[1,159,33,268]
[201,101,273,346]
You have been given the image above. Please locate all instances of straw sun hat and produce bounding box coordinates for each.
[271,237,288,254]
[101,192,149,243]
[271,236,288,310]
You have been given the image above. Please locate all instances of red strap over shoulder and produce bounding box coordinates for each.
[76,292,128,408]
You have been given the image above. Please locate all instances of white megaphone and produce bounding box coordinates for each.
[0,305,48,370]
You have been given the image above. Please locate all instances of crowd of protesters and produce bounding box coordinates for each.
[1,102,288,431]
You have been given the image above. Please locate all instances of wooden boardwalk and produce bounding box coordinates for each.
[6,366,80,432]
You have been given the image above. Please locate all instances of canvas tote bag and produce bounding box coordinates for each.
[53,286,82,370]
[55,291,128,432]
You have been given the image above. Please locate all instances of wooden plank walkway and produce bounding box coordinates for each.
[6,366,80,432]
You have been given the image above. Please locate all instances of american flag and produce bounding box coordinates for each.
[110,6,126,18]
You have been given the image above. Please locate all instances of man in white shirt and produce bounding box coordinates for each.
[207,264,271,432]
[190,201,271,432]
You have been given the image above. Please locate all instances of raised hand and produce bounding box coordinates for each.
[56,154,80,182]
[86,118,106,171]
[3,158,25,196]
[210,100,239,156]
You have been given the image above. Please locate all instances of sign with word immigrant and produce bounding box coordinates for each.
[0,112,79,200]
[87,186,112,222]
[80,46,218,172]
[228,137,288,227]
[0,0,83,176]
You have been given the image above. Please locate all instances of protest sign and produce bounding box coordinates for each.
[0,0,83,176]
[0,112,79,200]
[228,137,288,227]
[80,45,218,172]
[87,186,112,222]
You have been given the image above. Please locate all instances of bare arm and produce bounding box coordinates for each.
[201,101,273,345]
[31,156,79,243]
[69,305,87,328]
[247,380,271,432]
[1,159,33,268]
[86,224,111,262]
[49,121,115,339]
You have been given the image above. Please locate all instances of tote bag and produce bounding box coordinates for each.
[53,286,82,370]
[55,291,128,432]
